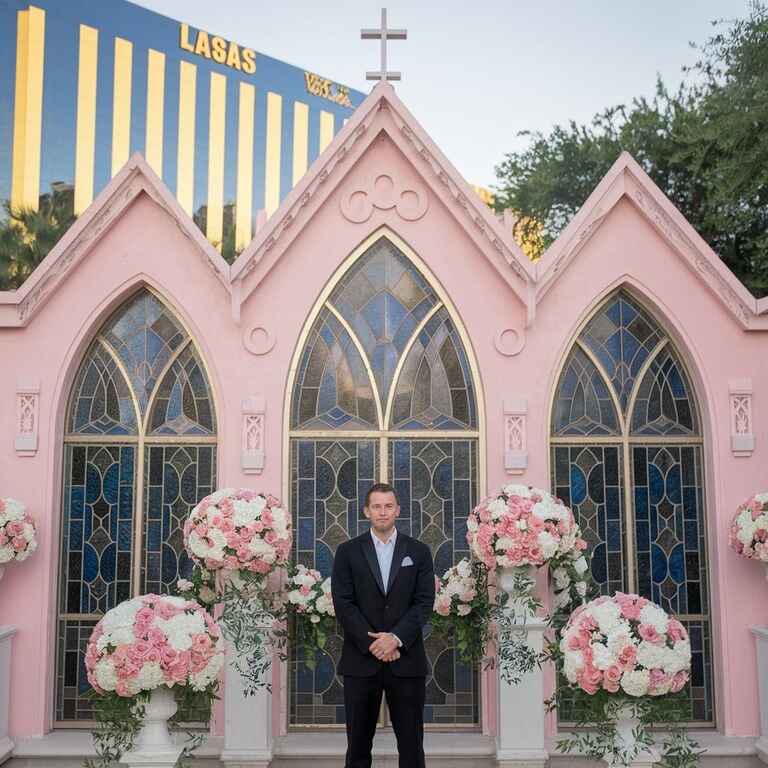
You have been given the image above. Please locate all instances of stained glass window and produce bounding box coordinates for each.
[289,237,480,728]
[390,308,477,430]
[57,288,217,723]
[551,290,713,724]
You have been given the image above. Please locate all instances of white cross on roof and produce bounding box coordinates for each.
[361,8,407,82]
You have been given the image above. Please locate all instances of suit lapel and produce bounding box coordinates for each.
[360,533,386,595]
[386,532,409,594]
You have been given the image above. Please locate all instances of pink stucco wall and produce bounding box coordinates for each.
[0,88,764,743]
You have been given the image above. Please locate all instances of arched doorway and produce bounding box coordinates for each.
[286,232,483,728]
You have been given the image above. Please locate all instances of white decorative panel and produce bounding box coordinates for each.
[15,379,40,456]
[242,395,265,474]
[504,399,528,474]
[729,379,754,457]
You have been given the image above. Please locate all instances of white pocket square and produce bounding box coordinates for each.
[401,556,414,567]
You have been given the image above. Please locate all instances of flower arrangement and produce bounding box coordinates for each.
[729,492,768,567]
[286,564,336,669]
[553,593,700,767]
[84,594,224,768]
[0,497,37,570]
[467,484,585,571]
[182,488,293,695]
[85,594,224,696]
[184,488,292,575]
[430,558,494,666]
[560,593,691,697]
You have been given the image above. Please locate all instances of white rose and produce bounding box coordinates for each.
[467,516,479,532]
[310,614,321,623]
[553,589,571,610]
[457,604,472,616]
[176,579,194,592]
[552,567,570,590]
[575,581,587,597]
[495,537,514,551]
[620,669,650,697]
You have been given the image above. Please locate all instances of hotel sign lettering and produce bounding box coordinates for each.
[179,23,256,74]
[304,72,353,108]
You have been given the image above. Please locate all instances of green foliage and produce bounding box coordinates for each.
[291,610,337,671]
[494,3,768,295]
[0,186,76,289]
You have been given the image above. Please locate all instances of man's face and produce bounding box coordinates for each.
[364,490,400,533]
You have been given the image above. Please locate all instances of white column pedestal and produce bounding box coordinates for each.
[752,627,768,764]
[121,688,183,768]
[220,645,273,768]
[0,627,16,765]
[495,617,548,768]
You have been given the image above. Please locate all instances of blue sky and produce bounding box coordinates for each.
[136,0,749,187]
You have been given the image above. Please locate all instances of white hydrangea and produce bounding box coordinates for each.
[248,537,277,564]
[487,498,508,520]
[207,488,235,505]
[155,612,206,651]
[495,537,514,551]
[190,650,224,691]
[754,492,768,504]
[562,649,584,682]
[639,603,670,634]
[636,641,666,670]
[620,669,650,697]
[575,581,587,597]
[503,484,533,498]
[456,559,472,578]
[94,659,118,691]
[589,600,623,634]
[606,627,633,655]
[0,498,26,524]
[537,531,558,559]
[98,599,142,648]
[591,642,613,670]
[663,640,692,675]
[136,662,165,691]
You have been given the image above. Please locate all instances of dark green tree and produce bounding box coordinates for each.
[0,185,76,289]
[494,3,768,295]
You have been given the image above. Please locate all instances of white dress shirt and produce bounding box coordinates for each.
[370,528,402,647]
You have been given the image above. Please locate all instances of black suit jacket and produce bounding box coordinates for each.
[331,530,435,677]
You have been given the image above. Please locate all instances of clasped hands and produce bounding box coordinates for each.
[367,631,400,662]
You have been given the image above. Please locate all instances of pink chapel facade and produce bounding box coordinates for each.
[1,82,767,763]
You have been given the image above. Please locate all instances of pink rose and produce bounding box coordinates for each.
[638,624,662,644]
[618,645,637,669]
[670,671,689,693]
[667,619,687,643]
[578,664,602,695]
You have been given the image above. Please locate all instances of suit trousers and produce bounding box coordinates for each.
[343,665,426,768]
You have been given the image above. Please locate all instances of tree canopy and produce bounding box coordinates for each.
[494,3,768,296]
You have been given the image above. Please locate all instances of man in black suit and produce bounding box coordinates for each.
[331,482,436,768]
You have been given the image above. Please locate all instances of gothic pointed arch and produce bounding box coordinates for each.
[55,287,217,723]
[550,288,713,724]
[286,230,483,728]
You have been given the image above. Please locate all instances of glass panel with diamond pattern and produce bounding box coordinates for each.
[289,238,480,728]
[551,291,713,725]
[56,288,217,723]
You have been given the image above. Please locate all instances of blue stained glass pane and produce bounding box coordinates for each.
[101,290,187,414]
[140,446,217,596]
[551,446,625,595]
[580,292,664,412]
[61,446,134,615]
[552,347,619,436]
[69,343,138,435]
[631,347,699,436]
[391,307,477,430]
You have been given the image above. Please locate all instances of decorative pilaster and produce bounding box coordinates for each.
[220,644,273,768]
[752,627,768,763]
[504,400,527,475]
[729,379,755,457]
[0,627,17,764]
[15,379,40,456]
[241,396,265,474]
[495,569,547,768]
